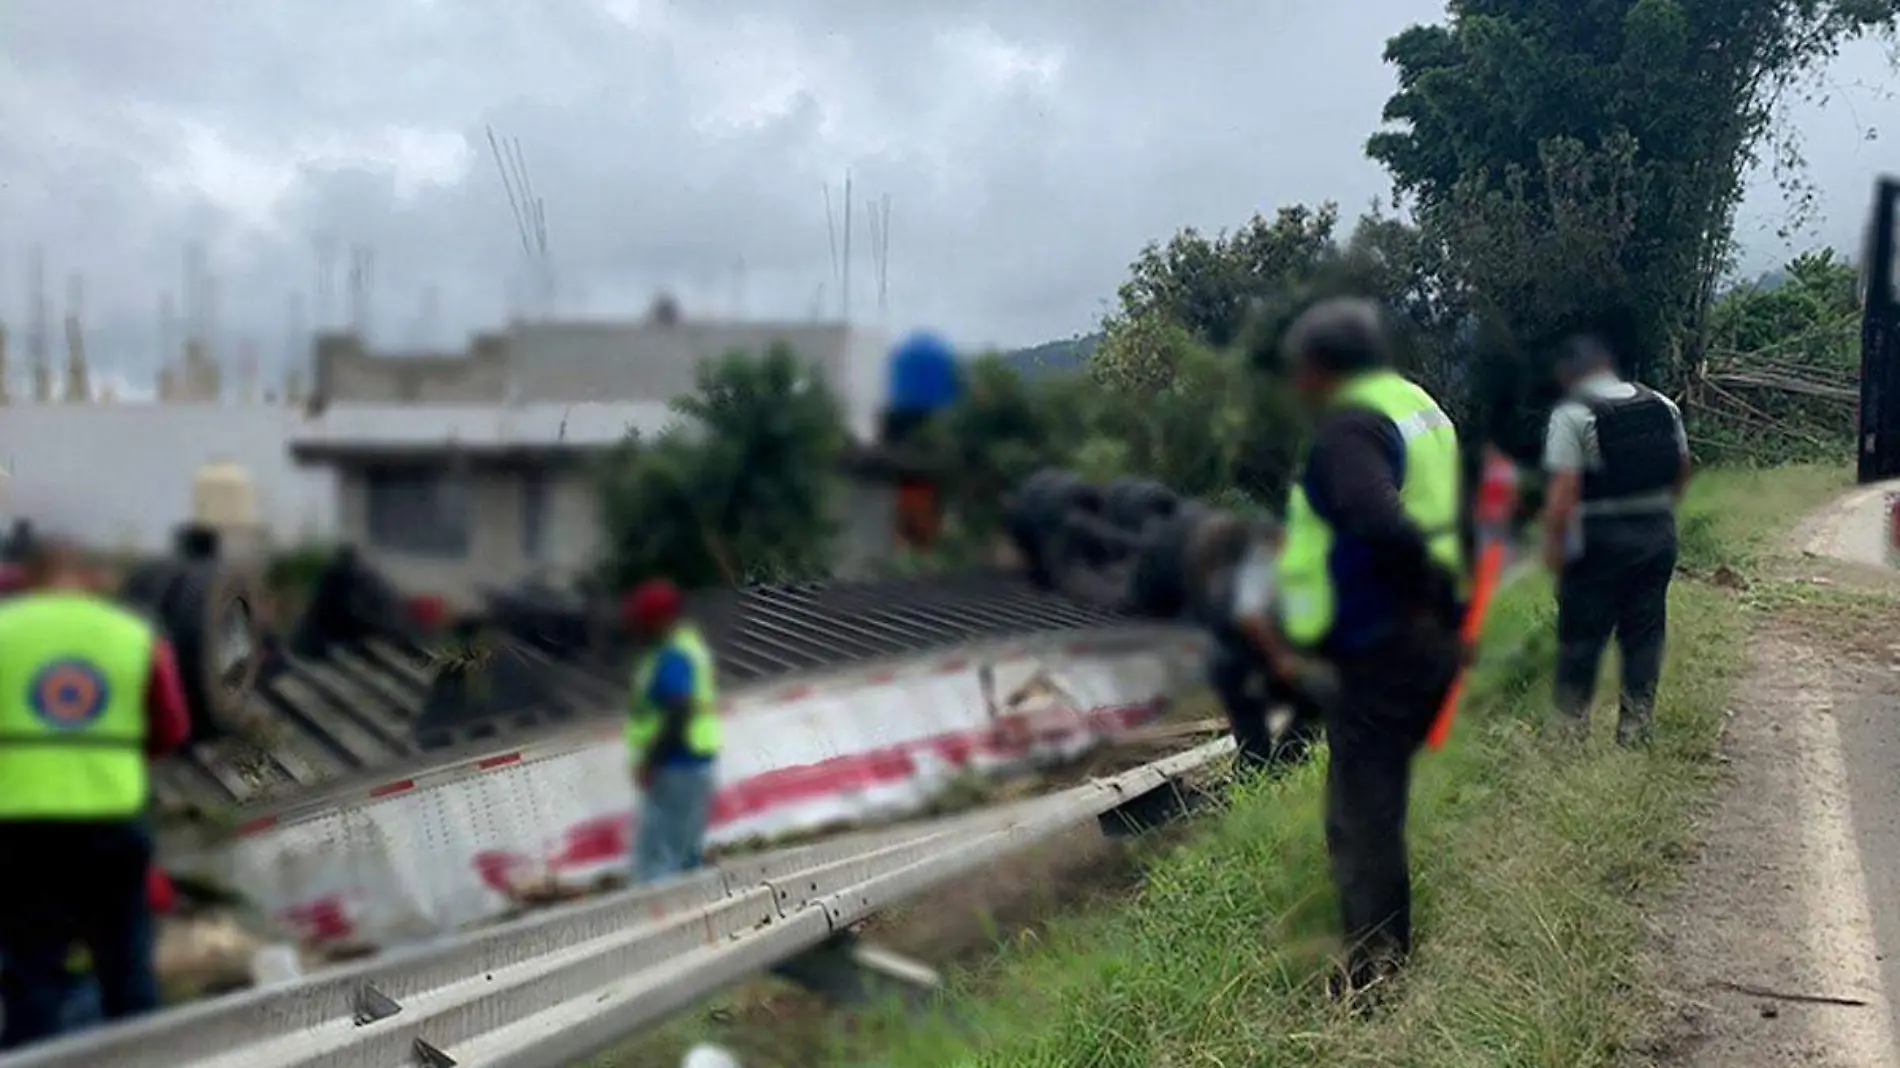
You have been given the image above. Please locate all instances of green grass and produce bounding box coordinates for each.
[780,464,1844,1068]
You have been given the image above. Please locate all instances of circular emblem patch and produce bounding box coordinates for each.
[28,660,110,731]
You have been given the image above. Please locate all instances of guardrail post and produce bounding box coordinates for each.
[1096,774,1220,839]
[768,930,941,1007]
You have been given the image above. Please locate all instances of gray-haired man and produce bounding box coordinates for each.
[1539,336,1691,747]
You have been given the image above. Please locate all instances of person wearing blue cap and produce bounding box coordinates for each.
[881,331,965,549]
[883,331,964,435]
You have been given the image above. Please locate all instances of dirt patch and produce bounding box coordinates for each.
[1642,494,1900,1067]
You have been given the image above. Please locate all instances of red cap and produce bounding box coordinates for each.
[406,595,448,631]
[147,867,177,915]
[622,579,683,632]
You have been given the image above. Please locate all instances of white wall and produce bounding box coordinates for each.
[0,404,335,552]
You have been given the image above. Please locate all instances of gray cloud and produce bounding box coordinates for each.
[0,0,1893,390]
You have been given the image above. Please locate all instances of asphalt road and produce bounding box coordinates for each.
[1807,482,1900,1061]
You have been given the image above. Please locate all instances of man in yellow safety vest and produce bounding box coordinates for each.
[1239,297,1468,1006]
[0,538,192,1050]
[622,579,722,884]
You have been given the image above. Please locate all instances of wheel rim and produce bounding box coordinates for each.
[217,597,257,691]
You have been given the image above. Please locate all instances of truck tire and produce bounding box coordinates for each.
[1102,478,1179,537]
[166,562,266,741]
[1006,469,1102,589]
[1128,501,1208,618]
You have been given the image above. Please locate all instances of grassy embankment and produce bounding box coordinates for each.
[791,465,1843,1067]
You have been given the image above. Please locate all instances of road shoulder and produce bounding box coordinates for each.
[1642,493,1900,1067]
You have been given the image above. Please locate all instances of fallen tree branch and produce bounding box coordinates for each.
[1709,978,1871,1007]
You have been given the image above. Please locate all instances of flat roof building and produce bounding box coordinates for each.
[291,309,898,606]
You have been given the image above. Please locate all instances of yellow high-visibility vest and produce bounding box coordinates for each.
[0,592,156,819]
[1277,371,1465,648]
[626,624,722,759]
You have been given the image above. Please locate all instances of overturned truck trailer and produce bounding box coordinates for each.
[5,466,1260,820]
[4,473,1264,945]
[128,469,1259,816]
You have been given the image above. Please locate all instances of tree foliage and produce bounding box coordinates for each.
[1368,0,1900,383]
[929,354,1089,549]
[590,1,1891,588]
[595,344,844,590]
[1110,204,1343,348]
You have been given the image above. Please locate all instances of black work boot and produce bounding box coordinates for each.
[1547,710,1590,745]
[1325,947,1405,1017]
[1615,701,1654,749]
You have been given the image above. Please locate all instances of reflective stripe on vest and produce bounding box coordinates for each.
[0,592,156,820]
[626,624,722,759]
[1278,371,1466,649]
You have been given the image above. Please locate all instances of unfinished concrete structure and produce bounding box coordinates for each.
[310,304,888,436]
[292,308,896,604]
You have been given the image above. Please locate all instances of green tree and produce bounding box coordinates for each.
[1368,0,1900,385]
[1087,315,1300,506]
[1110,204,1342,347]
[595,344,845,589]
[931,354,1091,546]
[1424,132,1647,365]
[1088,202,1497,506]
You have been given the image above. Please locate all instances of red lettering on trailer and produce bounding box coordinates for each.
[472,815,637,891]
[938,657,968,672]
[993,713,1034,752]
[774,685,814,702]
[472,850,529,894]
[370,779,416,798]
[470,702,1168,878]
[280,896,353,943]
[327,701,1156,939]
[477,753,523,770]
[237,815,279,836]
[458,701,1170,900]
[864,671,896,684]
[928,733,976,766]
[552,815,634,868]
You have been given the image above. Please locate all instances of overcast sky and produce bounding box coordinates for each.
[2,0,1895,390]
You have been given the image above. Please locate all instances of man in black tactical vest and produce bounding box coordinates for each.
[1540,335,1692,747]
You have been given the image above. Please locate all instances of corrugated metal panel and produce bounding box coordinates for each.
[690,571,1132,683]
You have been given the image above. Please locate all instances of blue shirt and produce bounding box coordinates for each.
[646,647,710,766]
[886,332,963,415]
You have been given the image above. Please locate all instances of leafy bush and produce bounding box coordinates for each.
[594,343,845,590]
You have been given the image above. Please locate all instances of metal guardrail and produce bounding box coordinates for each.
[6,739,1230,1068]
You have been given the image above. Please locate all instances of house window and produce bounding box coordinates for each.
[364,464,471,558]
[520,469,548,559]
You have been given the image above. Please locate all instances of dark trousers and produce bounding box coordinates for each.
[0,820,160,1050]
[1323,621,1461,980]
[1555,513,1677,742]
[1207,637,1323,772]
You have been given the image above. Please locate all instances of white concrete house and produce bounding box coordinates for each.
[289,310,898,605]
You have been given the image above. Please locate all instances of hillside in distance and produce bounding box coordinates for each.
[995,333,1100,378]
